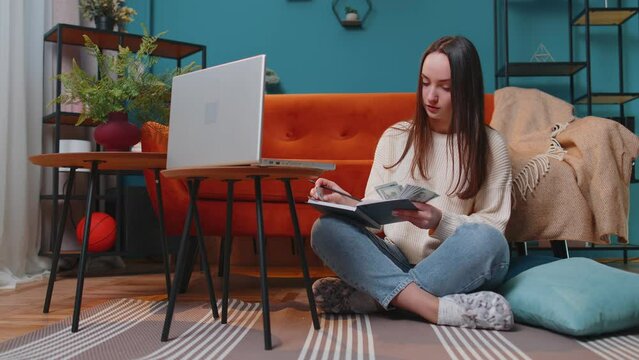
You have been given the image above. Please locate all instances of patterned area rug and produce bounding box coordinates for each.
[0,298,637,359]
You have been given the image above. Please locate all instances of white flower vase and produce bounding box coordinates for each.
[345,13,359,21]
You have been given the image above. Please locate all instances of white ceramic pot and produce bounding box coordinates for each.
[345,13,359,21]
[59,139,92,173]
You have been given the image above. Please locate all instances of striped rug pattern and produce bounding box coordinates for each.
[0,298,637,359]
[577,334,639,360]
[298,314,376,360]
[431,325,532,360]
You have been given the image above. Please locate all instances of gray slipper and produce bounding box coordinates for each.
[312,277,380,314]
[439,291,514,331]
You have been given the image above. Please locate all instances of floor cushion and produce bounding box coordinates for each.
[498,257,639,336]
[503,254,560,282]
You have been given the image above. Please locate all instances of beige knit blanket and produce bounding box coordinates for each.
[491,87,639,244]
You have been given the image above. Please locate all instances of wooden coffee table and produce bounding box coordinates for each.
[159,165,326,350]
[30,152,169,333]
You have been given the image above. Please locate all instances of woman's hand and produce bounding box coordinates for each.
[309,178,358,206]
[392,202,442,230]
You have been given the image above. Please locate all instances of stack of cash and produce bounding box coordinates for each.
[375,181,438,203]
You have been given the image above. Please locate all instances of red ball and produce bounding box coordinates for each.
[76,212,117,252]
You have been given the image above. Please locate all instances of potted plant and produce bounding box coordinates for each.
[265,68,281,94]
[79,0,137,31]
[344,5,359,21]
[52,31,198,151]
[115,5,137,32]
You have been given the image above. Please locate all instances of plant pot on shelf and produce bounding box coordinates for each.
[94,112,140,151]
[94,16,115,31]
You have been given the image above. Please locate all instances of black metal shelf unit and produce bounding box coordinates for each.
[494,1,639,260]
[571,3,639,117]
[494,0,588,104]
[494,0,639,113]
[42,23,206,256]
[495,0,638,184]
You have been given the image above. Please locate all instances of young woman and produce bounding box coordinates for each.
[308,36,513,330]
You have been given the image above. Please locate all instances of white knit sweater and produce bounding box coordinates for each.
[364,121,512,264]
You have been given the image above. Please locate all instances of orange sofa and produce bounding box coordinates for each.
[141,93,495,241]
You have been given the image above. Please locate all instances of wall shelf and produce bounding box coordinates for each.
[497,62,586,77]
[341,20,363,28]
[44,24,205,59]
[575,93,639,105]
[331,0,372,28]
[43,112,99,126]
[573,7,638,26]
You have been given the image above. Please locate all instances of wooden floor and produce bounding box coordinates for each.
[0,265,334,342]
[1,259,637,343]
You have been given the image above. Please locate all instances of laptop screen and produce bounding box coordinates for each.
[166,55,266,169]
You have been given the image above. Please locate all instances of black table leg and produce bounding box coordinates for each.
[154,169,171,296]
[161,178,198,341]
[179,238,197,294]
[217,182,237,275]
[251,175,272,350]
[71,161,99,332]
[192,190,219,319]
[217,241,224,277]
[43,167,77,313]
[221,180,236,324]
[282,178,320,330]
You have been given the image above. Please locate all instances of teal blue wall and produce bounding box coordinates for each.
[128,0,638,252]
[129,0,496,93]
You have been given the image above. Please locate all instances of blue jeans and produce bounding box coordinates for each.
[310,215,510,309]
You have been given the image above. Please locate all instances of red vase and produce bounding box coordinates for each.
[94,112,141,151]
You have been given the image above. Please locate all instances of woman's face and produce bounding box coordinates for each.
[421,52,453,132]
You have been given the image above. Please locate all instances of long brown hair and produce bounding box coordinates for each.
[387,36,488,199]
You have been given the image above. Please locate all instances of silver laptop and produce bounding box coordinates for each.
[166,54,335,171]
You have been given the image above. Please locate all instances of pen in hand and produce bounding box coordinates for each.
[307,179,362,202]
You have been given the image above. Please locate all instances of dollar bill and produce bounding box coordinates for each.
[401,184,438,202]
[374,182,438,202]
[375,181,401,200]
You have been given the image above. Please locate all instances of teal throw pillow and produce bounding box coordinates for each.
[498,257,639,336]
[503,254,560,282]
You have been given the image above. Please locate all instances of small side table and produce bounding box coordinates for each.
[160,165,325,350]
[29,152,170,333]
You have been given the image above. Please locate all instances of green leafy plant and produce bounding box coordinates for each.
[79,0,137,24]
[265,68,280,86]
[52,30,198,125]
[345,5,358,15]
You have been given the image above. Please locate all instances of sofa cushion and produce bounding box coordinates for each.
[261,93,495,161]
[498,257,639,336]
[262,93,416,161]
